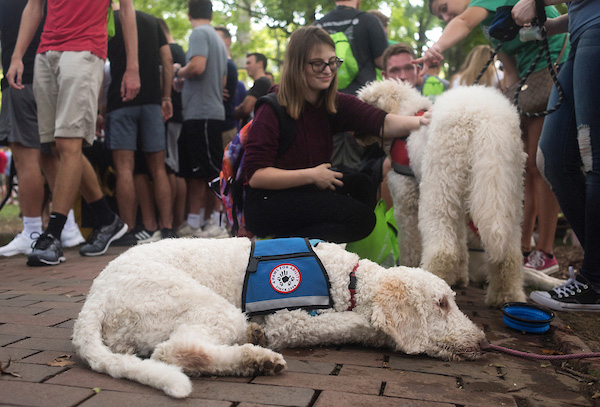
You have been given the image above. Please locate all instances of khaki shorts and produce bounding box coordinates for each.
[34,51,104,147]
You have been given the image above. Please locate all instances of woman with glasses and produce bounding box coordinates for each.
[242,26,429,243]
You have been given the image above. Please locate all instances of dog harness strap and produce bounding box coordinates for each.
[347,263,359,311]
[390,110,426,177]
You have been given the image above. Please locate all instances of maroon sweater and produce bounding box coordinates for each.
[243,92,387,182]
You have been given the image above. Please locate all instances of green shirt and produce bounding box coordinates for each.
[469,0,569,77]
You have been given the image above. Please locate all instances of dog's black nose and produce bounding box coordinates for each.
[479,339,490,351]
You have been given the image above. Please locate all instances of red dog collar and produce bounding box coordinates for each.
[348,263,359,311]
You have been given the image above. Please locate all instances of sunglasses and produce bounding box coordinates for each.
[308,57,344,73]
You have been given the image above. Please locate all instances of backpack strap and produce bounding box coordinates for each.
[254,93,297,155]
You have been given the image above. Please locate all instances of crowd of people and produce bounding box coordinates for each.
[0,0,597,312]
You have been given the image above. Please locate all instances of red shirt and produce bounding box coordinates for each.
[38,0,109,60]
[243,91,387,181]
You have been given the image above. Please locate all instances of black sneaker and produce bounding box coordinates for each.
[530,267,600,312]
[79,216,128,257]
[27,233,65,267]
[112,231,138,247]
[160,228,177,239]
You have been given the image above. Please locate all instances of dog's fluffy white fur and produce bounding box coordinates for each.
[358,80,563,307]
[73,237,486,398]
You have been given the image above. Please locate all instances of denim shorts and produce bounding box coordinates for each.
[105,104,166,152]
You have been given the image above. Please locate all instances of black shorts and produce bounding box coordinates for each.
[178,119,224,179]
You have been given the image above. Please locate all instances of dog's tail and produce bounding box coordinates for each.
[72,306,193,398]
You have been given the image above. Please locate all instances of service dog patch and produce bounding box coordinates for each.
[242,238,333,315]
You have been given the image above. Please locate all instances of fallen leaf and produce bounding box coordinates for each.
[48,354,76,367]
[0,359,22,378]
[540,364,549,368]
[93,387,101,394]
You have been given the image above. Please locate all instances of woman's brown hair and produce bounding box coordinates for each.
[454,44,497,87]
[278,26,338,120]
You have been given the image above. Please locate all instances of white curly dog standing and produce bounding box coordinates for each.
[358,80,563,307]
[73,237,486,398]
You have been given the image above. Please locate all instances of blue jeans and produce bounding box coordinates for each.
[537,23,600,285]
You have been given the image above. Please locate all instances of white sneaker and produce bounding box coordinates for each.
[0,232,37,256]
[176,221,201,238]
[61,226,86,248]
[196,220,230,239]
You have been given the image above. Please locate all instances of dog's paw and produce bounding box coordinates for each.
[243,345,286,376]
[246,322,267,347]
[163,375,193,398]
[255,351,286,376]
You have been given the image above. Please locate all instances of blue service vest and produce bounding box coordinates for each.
[242,238,333,315]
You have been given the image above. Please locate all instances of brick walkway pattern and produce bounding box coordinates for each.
[1,244,598,406]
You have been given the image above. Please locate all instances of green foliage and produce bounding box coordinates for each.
[133,0,191,49]
[131,0,482,77]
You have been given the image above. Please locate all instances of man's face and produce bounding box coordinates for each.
[383,52,419,87]
[245,55,259,79]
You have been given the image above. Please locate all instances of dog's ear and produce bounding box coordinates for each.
[370,276,428,354]
[357,80,401,114]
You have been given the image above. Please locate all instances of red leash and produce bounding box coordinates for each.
[485,342,600,360]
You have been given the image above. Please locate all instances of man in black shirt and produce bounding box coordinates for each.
[234,52,271,124]
[105,8,174,241]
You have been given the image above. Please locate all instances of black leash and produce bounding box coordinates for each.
[473,2,565,117]
[473,42,504,85]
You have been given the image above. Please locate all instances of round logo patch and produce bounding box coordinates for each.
[269,263,302,293]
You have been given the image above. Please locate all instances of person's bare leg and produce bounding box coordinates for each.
[174,175,187,229]
[52,138,85,216]
[187,177,204,217]
[134,173,158,231]
[10,143,44,217]
[521,117,537,254]
[145,151,173,230]
[111,149,137,230]
[526,116,559,255]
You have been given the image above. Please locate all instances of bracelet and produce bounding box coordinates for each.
[162,97,172,101]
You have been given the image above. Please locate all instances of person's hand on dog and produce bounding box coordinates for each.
[420,111,432,127]
[311,163,344,191]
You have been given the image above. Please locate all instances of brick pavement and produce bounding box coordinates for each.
[1,244,598,406]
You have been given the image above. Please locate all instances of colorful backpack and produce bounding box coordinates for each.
[218,93,297,237]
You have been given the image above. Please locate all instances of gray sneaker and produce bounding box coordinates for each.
[27,233,65,267]
[79,216,128,257]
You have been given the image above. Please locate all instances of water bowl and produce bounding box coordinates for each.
[501,302,555,333]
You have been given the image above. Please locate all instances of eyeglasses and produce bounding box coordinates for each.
[308,57,344,73]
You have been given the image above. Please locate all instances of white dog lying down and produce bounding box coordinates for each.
[73,237,487,398]
[357,81,563,307]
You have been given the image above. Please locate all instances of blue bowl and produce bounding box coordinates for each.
[501,302,555,333]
